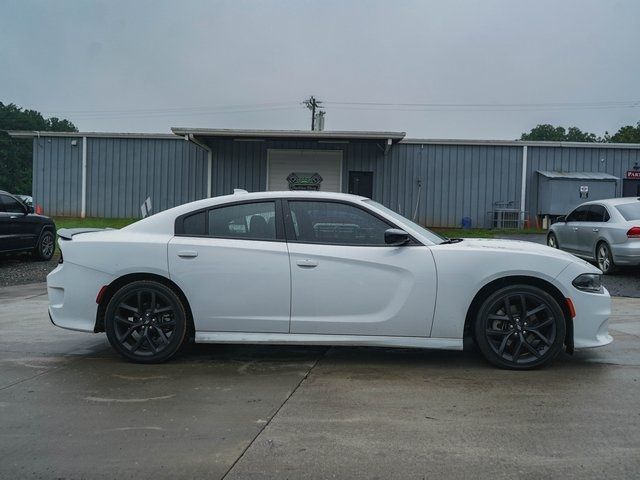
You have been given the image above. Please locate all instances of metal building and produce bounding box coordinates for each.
[9,129,640,228]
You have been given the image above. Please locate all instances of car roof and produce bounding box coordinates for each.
[579,197,640,207]
[219,190,367,202]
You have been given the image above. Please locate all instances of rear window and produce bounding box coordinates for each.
[615,202,640,221]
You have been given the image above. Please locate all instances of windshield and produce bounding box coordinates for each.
[363,199,447,244]
[615,202,640,221]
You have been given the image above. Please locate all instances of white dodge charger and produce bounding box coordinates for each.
[48,190,612,369]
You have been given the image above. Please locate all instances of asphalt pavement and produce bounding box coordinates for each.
[1,283,639,479]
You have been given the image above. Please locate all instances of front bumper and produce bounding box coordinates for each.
[556,263,612,349]
[47,262,116,333]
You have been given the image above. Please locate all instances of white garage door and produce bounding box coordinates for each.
[267,149,343,192]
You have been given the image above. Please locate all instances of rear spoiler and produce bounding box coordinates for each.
[57,228,113,240]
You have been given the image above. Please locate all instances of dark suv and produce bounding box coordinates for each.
[0,190,56,260]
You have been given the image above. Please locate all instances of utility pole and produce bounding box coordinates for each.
[303,96,324,130]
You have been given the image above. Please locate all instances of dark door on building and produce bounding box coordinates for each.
[348,171,373,198]
[623,179,640,197]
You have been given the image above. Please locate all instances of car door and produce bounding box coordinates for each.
[168,200,291,333]
[0,194,30,251]
[561,205,589,253]
[576,204,608,258]
[285,199,437,337]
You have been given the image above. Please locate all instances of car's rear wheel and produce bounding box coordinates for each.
[105,280,187,363]
[547,232,558,249]
[34,229,55,261]
[596,241,616,275]
[474,285,566,370]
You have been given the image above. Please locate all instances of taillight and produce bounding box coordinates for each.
[627,226,640,238]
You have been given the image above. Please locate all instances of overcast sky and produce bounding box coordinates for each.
[2,0,639,139]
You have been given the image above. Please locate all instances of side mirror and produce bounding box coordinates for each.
[26,205,34,214]
[385,228,410,246]
[556,215,566,223]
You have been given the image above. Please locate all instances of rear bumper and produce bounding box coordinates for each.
[47,262,115,333]
[611,242,640,266]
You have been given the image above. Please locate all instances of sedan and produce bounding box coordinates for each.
[547,198,640,274]
[0,190,56,260]
[48,190,611,369]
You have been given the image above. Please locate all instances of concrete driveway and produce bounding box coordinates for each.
[1,283,639,479]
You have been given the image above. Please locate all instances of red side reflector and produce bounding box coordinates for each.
[566,298,576,318]
[627,226,640,238]
[96,286,108,304]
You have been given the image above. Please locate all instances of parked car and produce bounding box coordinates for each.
[48,190,611,369]
[547,198,640,274]
[0,190,56,260]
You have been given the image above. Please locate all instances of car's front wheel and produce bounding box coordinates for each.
[547,232,558,249]
[105,280,187,363]
[34,229,55,261]
[474,285,566,370]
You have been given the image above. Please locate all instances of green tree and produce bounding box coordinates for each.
[0,102,77,194]
[520,124,602,142]
[608,122,640,143]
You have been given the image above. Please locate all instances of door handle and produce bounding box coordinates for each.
[296,259,318,268]
[177,251,198,258]
[593,228,599,232]
[572,227,579,231]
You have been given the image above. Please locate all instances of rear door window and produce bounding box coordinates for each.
[586,205,608,222]
[566,205,589,222]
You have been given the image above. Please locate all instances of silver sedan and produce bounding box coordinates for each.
[547,197,640,274]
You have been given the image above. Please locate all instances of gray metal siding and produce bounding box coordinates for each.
[526,146,640,220]
[381,144,523,228]
[206,139,522,228]
[32,136,83,216]
[86,138,208,218]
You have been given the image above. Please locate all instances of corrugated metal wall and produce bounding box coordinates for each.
[32,134,640,226]
[33,136,83,216]
[526,146,640,221]
[32,136,208,218]
[86,138,208,217]
[206,138,522,228]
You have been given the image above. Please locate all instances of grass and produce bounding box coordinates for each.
[432,228,546,239]
[53,217,138,230]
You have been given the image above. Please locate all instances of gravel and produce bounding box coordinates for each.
[0,252,59,287]
[1,234,637,297]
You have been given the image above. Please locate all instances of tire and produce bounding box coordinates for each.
[596,241,616,275]
[105,280,187,363]
[547,232,559,249]
[34,229,55,261]
[474,285,566,370]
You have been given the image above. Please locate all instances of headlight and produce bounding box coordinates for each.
[572,273,603,293]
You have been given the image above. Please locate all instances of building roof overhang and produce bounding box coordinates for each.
[170,127,406,143]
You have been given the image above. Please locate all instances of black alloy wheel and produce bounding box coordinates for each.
[474,285,566,369]
[105,281,187,363]
[35,230,55,260]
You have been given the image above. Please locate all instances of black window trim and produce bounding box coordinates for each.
[282,197,423,247]
[174,198,286,242]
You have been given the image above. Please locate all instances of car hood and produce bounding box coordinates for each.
[456,237,595,267]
